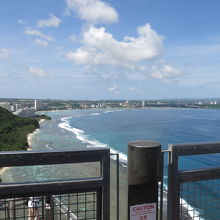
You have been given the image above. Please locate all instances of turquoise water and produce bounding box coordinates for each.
[3,107,220,219]
[67,108,220,150]
[60,108,220,170]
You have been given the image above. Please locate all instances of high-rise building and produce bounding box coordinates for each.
[125,100,130,107]
[35,100,42,111]
[142,100,145,107]
[15,104,20,110]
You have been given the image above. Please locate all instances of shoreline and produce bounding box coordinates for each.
[0,119,46,180]
[1,110,199,219]
[36,105,217,113]
[27,119,45,150]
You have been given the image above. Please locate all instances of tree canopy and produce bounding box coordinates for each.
[0,107,39,151]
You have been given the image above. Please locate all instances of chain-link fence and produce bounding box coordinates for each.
[180,179,220,220]
[0,191,98,220]
[168,143,220,220]
[0,148,111,220]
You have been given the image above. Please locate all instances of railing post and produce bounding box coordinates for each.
[128,140,161,220]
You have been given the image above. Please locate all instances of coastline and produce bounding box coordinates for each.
[27,119,45,150]
[27,129,39,151]
[1,109,210,219]
[0,119,46,181]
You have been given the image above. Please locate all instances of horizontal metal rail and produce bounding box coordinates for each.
[0,148,109,167]
[0,148,110,220]
[0,178,102,198]
[168,142,220,220]
[169,142,220,157]
[179,167,220,183]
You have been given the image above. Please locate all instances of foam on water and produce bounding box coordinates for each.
[104,109,123,114]
[58,117,86,143]
[58,112,204,219]
[180,198,204,220]
[90,113,101,116]
[58,115,127,165]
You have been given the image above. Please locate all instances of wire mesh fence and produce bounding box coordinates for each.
[0,148,111,220]
[0,191,98,220]
[180,178,220,220]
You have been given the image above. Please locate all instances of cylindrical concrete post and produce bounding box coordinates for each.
[128,140,161,220]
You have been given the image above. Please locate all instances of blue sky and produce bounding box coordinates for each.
[1,0,220,99]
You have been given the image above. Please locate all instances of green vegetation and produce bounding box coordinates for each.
[0,107,39,151]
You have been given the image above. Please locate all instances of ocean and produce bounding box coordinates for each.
[3,107,220,219]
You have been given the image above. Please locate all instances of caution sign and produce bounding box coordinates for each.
[130,203,156,220]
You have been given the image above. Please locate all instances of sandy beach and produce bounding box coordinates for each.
[0,120,44,179]
[27,129,40,150]
[1,111,170,219]
[27,119,45,150]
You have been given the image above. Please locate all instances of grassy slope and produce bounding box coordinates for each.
[0,107,39,151]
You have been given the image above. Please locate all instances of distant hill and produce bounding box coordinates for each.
[0,107,39,151]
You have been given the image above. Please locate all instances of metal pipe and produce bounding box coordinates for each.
[128,140,161,220]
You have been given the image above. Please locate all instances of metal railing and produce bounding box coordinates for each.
[167,142,220,220]
[159,150,169,220]
[2,141,220,220]
[0,148,110,220]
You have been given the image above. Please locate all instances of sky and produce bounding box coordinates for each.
[1,0,220,100]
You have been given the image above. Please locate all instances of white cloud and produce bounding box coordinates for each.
[66,0,118,24]
[34,39,48,47]
[0,48,11,61]
[25,29,54,41]
[66,24,164,69]
[66,47,100,65]
[151,64,181,79]
[37,14,61,28]
[28,67,47,77]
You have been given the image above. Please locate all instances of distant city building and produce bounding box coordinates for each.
[10,105,15,112]
[209,101,217,105]
[13,108,36,117]
[142,100,145,107]
[20,103,30,109]
[15,104,20,111]
[0,102,11,111]
[80,104,87,109]
[125,100,130,108]
[35,100,42,111]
